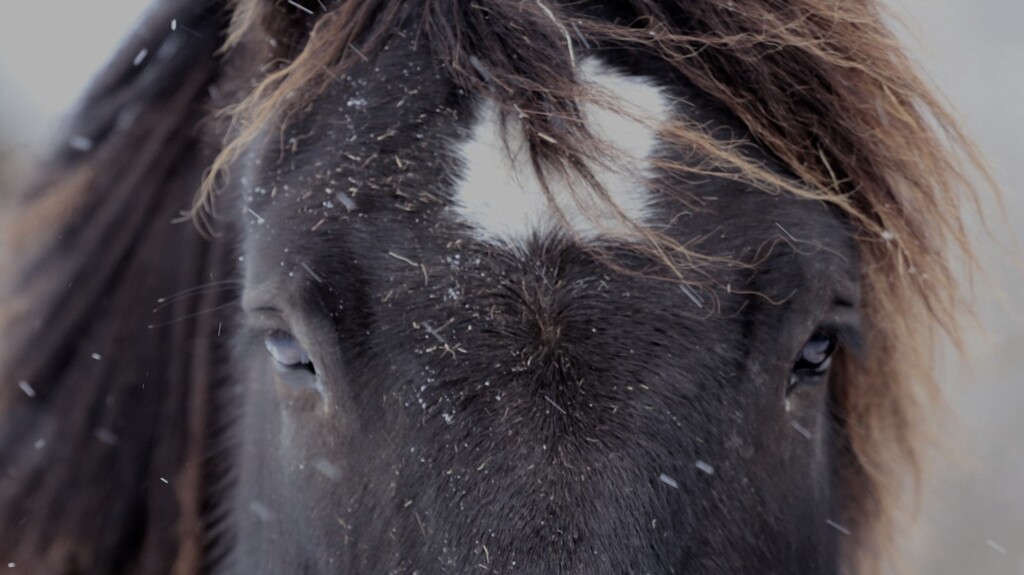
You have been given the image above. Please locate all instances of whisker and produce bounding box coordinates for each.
[154,280,242,311]
[156,280,241,304]
[146,300,241,329]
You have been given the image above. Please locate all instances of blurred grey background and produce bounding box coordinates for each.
[0,1,1021,573]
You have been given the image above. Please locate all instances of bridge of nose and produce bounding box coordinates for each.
[404,232,717,430]
[385,241,719,573]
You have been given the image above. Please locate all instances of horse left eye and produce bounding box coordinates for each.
[264,330,315,374]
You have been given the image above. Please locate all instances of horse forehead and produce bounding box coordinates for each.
[246,56,678,249]
[243,49,852,283]
[450,58,673,246]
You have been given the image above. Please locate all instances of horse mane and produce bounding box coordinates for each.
[0,0,994,572]
[0,0,232,572]
[209,0,993,572]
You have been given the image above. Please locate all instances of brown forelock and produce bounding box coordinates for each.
[208,0,994,571]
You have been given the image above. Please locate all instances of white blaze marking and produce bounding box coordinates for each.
[451,58,672,245]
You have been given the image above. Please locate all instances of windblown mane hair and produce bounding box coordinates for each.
[0,0,992,573]
[0,1,232,572]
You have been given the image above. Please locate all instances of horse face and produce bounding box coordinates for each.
[227,28,858,575]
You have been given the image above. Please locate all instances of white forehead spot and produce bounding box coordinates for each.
[451,58,673,246]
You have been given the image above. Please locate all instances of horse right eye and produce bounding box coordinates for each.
[264,330,316,374]
[787,333,838,393]
[794,334,836,376]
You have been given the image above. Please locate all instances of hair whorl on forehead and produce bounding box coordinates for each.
[209,0,994,571]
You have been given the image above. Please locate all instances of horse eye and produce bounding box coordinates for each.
[790,334,837,384]
[264,330,315,374]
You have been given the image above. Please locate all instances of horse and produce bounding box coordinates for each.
[0,0,990,573]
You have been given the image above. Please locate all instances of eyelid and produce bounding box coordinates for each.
[815,323,864,360]
[243,308,318,363]
[243,306,289,331]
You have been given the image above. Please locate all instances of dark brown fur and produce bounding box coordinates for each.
[208,2,992,569]
[0,0,991,573]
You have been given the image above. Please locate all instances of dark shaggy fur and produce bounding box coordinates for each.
[0,0,989,573]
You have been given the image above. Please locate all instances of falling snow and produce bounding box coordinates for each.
[790,420,812,440]
[249,501,274,522]
[985,539,1006,555]
[69,135,93,151]
[17,380,35,398]
[312,458,341,481]
[695,460,715,475]
[826,519,851,535]
[94,429,119,445]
